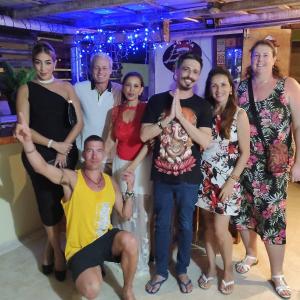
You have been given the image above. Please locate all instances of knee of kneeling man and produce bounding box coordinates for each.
[122,232,138,253]
[81,281,101,300]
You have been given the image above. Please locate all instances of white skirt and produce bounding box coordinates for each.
[112,153,153,274]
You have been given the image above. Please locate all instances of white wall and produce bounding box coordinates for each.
[0,143,41,254]
[154,37,213,97]
[122,63,149,86]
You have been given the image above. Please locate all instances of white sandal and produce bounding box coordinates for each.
[198,273,215,289]
[235,255,258,274]
[219,279,234,295]
[271,275,291,299]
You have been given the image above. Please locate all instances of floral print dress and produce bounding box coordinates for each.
[234,79,293,245]
[196,108,242,216]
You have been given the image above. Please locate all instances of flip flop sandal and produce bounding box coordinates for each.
[145,277,167,294]
[198,273,215,289]
[219,279,234,295]
[177,278,193,294]
[235,255,258,274]
[271,275,292,299]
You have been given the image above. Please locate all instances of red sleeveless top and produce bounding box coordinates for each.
[112,102,146,161]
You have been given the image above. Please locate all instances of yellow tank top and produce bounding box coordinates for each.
[62,170,115,261]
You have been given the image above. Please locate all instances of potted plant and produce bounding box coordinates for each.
[0,62,35,115]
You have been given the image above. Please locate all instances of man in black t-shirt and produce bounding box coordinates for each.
[141,52,213,294]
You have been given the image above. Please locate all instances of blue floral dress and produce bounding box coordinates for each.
[196,108,242,216]
[234,79,294,245]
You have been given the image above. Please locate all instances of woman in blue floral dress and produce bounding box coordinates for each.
[196,67,250,295]
[234,39,300,299]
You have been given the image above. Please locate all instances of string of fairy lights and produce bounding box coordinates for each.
[72,26,167,81]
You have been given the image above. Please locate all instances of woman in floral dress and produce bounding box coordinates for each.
[234,39,300,299]
[196,67,250,295]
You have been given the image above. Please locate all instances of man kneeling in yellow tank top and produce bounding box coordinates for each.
[15,112,138,300]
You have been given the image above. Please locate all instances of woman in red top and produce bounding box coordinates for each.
[106,72,152,274]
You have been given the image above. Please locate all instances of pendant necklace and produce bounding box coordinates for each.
[83,170,103,187]
[37,75,55,84]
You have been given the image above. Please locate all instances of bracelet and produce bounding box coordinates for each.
[24,147,36,154]
[47,139,53,148]
[124,190,135,200]
[229,174,240,182]
[157,121,164,130]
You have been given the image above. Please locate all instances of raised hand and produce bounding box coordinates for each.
[174,88,183,119]
[15,112,32,144]
[169,90,176,121]
[122,169,135,192]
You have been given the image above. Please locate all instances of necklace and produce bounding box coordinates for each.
[83,170,103,186]
[37,75,55,84]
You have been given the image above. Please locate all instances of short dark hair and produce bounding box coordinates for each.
[176,52,203,69]
[84,135,104,148]
[32,41,56,62]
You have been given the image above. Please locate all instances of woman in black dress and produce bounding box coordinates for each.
[16,41,83,281]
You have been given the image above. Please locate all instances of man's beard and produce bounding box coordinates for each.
[178,77,195,90]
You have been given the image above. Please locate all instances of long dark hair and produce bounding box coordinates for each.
[121,71,144,103]
[32,41,56,62]
[205,67,237,139]
[246,39,283,79]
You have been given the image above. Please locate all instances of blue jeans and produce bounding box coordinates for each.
[153,181,199,278]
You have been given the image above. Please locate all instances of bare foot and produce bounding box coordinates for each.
[122,287,136,300]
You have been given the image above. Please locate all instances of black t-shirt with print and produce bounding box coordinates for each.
[142,91,213,184]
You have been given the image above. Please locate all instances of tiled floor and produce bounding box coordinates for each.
[1,184,299,300]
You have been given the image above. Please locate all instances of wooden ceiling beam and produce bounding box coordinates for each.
[220,0,300,13]
[13,0,141,19]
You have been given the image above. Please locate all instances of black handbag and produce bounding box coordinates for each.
[67,100,77,127]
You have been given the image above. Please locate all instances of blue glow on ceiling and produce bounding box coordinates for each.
[93,9,118,14]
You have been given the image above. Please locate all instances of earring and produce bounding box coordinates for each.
[173,73,177,81]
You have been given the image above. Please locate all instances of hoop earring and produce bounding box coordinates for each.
[173,73,177,81]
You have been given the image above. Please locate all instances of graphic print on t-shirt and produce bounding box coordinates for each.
[96,202,111,237]
[155,107,197,176]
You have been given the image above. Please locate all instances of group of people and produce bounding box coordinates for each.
[14,39,300,300]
